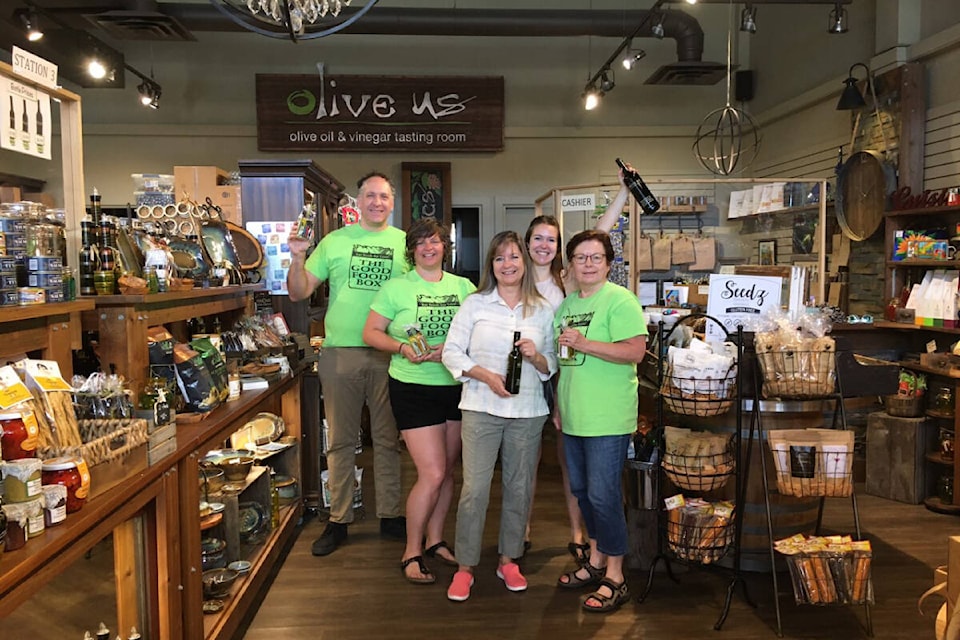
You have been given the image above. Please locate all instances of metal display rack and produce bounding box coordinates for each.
[638,313,752,630]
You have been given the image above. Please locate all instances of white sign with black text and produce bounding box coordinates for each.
[705,274,783,339]
[1,77,52,160]
[560,193,596,213]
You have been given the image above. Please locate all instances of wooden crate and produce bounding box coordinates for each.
[89,443,148,500]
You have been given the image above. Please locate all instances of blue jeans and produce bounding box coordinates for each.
[563,433,630,557]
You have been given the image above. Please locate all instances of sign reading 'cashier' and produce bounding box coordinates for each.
[255,73,504,152]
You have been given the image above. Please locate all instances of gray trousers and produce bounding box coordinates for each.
[455,410,545,566]
[317,347,402,524]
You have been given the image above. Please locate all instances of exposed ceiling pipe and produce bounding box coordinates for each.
[161,6,706,61]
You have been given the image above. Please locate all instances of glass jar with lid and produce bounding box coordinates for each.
[41,456,90,513]
[931,385,955,417]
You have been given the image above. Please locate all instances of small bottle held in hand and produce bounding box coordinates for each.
[404,323,429,356]
[616,158,660,215]
[505,331,523,395]
[293,203,316,242]
[557,318,575,361]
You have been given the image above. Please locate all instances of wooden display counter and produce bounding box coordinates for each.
[0,300,94,378]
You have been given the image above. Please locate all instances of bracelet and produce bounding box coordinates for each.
[397,342,405,354]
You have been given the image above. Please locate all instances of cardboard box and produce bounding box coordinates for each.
[0,186,21,203]
[173,165,231,201]
[208,184,242,225]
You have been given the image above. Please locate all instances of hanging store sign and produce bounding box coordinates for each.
[561,193,596,212]
[255,73,504,152]
[11,47,58,91]
[1,77,52,160]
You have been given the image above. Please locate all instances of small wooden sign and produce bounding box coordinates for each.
[401,162,451,230]
[256,73,503,152]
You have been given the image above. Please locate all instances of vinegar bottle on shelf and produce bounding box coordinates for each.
[505,331,522,395]
[616,157,660,214]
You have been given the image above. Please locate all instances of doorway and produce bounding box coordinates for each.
[451,206,481,285]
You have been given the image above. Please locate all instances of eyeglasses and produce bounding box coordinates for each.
[572,253,605,265]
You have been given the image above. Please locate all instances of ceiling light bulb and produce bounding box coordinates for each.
[88,59,107,80]
[828,3,848,34]
[685,0,697,4]
[21,11,43,41]
[583,90,601,111]
[622,50,646,71]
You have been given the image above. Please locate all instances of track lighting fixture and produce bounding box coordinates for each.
[621,49,647,71]
[137,80,161,109]
[582,86,602,111]
[828,2,848,34]
[740,4,757,34]
[835,62,869,110]
[21,9,43,42]
[599,70,615,93]
[651,13,665,39]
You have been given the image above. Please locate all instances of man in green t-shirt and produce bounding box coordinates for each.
[288,172,409,556]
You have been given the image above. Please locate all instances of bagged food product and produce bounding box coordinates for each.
[190,337,229,403]
[174,343,221,413]
[23,359,82,453]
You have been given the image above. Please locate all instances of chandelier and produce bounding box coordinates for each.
[210,0,379,42]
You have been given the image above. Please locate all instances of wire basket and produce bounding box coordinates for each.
[783,551,873,605]
[662,450,735,492]
[755,334,837,398]
[665,508,735,564]
[771,447,854,498]
[883,393,924,418]
[660,364,737,417]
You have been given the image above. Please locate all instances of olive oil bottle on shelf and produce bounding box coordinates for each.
[7,96,15,146]
[505,331,522,395]
[20,99,29,151]
[35,101,43,154]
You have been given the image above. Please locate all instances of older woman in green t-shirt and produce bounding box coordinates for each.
[363,218,476,585]
[554,229,648,614]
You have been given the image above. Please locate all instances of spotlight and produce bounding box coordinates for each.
[583,87,602,111]
[651,14,665,39]
[836,62,869,110]
[87,58,108,79]
[600,70,615,93]
[740,4,757,34]
[828,2,848,34]
[137,80,161,109]
[622,50,646,71]
[21,10,43,42]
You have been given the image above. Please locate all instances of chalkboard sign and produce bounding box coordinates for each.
[401,162,451,230]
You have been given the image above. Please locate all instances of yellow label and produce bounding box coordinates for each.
[75,458,91,499]
[33,375,71,392]
[19,411,38,451]
[0,384,32,409]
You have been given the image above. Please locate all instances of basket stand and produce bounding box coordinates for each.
[752,346,878,637]
[637,313,754,631]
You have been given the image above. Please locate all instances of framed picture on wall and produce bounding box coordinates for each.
[758,239,777,266]
[401,162,452,229]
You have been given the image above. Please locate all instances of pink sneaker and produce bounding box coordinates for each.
[496,562,528,592]
[447,570,475,602]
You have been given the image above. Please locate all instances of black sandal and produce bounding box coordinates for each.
[401,556,436,585]
[567,542,590,565]
[582,578,630,613]
[556,562,604,589]
[424,541,458,567]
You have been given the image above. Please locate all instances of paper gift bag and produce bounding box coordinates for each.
[690,236,717,271]
[671,235,696,264]
[635,233,653,271]
[652,235,673,270]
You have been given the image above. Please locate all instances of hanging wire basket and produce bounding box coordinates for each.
[660,362,737,417]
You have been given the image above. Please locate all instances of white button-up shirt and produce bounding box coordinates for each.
[442,288,557,418]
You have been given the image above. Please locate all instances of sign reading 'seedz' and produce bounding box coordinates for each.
[255,73,504,152]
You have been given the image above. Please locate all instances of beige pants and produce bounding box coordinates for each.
[317,347,402,524]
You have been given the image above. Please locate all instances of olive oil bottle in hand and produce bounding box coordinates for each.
[505,331,522,395]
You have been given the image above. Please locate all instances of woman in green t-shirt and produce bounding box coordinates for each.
[363,218,476,585]
[554,229,648,614]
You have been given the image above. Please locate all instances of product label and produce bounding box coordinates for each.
[20,411,38,451]
[27,512,44,537]
[664,494,686,511]
[75,458,91,499]
[0,366,32,408]
[228,379,241,400]
[25,477,41,497]
[48,504,66,524]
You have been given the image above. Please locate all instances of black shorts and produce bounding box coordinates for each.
[388,377,463,431]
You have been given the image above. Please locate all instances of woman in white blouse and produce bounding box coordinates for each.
[441,230,557,603]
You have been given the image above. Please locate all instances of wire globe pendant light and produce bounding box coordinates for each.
[693,1,761,176]
[210,0,379,42]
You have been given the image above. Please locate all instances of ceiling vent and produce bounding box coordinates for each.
[645,61,732,86]
[85,11,196,41]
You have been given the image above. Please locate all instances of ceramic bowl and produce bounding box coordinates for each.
[202,568,239,599]
[201,538,227,571]
[217,455,255,482]
[199,467,225,494]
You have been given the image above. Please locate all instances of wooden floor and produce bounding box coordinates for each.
[242,429,957,640]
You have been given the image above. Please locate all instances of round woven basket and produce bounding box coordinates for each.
[883,394,923,418]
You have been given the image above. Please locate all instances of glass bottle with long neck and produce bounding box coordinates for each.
[35,101,43,154]
[20,99,29,150]
[615,157,660,214]
[7,97,14,146]
[505,331,522,395]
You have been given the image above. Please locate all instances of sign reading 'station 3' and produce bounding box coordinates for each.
[255,72,504,152]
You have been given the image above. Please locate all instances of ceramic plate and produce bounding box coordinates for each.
[202,599,224,614]
[228,560,252,574]
[230,412,284,449]
[238,501,267,536]
[168,239,210,280]
[201,220,243,269]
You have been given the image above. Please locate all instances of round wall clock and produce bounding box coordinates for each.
[835,150,897,241]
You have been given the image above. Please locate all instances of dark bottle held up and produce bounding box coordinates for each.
[505,331,523,395]
[616,157,660,215]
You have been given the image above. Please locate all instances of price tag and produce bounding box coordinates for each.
[926,339,938,354]
[664,494,686,510]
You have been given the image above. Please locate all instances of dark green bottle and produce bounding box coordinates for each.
[505,331,522,395]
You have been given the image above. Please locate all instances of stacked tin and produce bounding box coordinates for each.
[0,203,27,307]
[20,202,63,304]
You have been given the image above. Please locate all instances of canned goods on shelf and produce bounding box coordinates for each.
[26,272,62,289]
[18,287,46,305]
[27,255,62,272]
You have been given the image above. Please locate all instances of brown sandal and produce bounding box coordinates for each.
[567,542,591,565]
[401,556,436,585]
[556,562,604,589]
[582,578,630,613]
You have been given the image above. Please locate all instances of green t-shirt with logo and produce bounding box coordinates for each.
[555,281,648,437]
[371,270,476,385]
[304,224,408,347]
